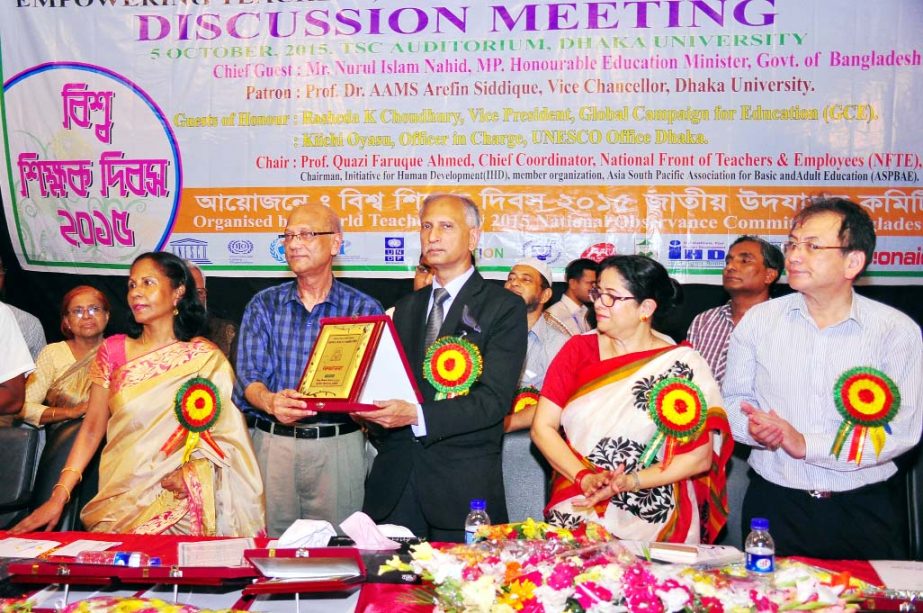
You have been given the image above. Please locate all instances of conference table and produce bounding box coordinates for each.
[0,531,916,612]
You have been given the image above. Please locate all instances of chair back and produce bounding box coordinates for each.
[31,418,102,531]
[0,425,40,528]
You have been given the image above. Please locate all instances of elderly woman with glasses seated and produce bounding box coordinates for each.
[532,255,733,544]
[20,286,110,427]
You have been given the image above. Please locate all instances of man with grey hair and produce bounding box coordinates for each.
[235,203,383,536]
[362,193,527,541]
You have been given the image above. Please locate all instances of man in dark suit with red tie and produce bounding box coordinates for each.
[361,193,527,542]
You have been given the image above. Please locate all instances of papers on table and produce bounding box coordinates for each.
[870,560,923,591]
[53,539,122,558]
[178,538,255,567]
[621,540,744,566]
[0,537,61,558]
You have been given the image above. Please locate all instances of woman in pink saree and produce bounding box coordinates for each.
[532,256,732,543]
[14,253,264,536]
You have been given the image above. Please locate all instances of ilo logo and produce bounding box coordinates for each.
[228,239,254,256]
[269,238,286,263]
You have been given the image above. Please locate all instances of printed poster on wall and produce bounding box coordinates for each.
[0,0,921,283]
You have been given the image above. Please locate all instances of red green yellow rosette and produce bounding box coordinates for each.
[160,377,225,463]
[423,336,483,400]
[511,386,540,414]
[640,377,707,468]
[830,367,900,464]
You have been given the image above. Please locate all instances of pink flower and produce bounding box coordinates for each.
[699,596,724,612]
[462,564,482,581]
[749,590,780,612]
[574,581,614,609]
[521,598,546,613]
[547,563,580,590]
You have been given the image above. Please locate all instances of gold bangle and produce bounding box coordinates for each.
[629,472,642,492]
[61,467,82,483]
[52,482,72,504]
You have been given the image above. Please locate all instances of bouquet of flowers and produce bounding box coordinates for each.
[379,519,867,612]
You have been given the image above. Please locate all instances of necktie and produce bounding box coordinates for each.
[424,288,450,348]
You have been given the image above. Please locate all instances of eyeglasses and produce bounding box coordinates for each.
[588,287,636,307]
[279,231,336,244]
[69,305,104,318]
[782,240,845,255]
[415,264,432,275]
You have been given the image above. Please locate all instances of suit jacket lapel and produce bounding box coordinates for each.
[440,271,484,338]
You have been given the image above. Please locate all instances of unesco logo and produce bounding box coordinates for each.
[227,239,254,256]
[269,238,286,263]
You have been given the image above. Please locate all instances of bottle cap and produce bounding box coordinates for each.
[750,517,769,531]
[469,498,486,511]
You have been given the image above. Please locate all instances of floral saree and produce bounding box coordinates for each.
[545,343,732,543]
[81,335,264,537]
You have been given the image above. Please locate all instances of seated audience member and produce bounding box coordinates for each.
[545,258,596,336]
[0,256,46,360]
[0,301,34,416]
[362,193,527,542]
[187,262,238,364]
[503,257,569,432]
[13,252,264,536]
[235,204,382,536]
[687,236,783,383]
[724,198,921,559]
[20,286,110,427]
[533,255,732,543]
[502,257,568,522]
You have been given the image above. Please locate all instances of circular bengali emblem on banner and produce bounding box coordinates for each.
[512,386,540,413]
[175,377,221,433]
[648,377,706,438]
[834,367,900,426]
[423,336,483,395]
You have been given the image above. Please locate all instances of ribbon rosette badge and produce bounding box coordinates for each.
[423,336,483,399]
[512,386,540,414]
[831,367,900,464]
[640,377,707,468]
[160,377,226,463]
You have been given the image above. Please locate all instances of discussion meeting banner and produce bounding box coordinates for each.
[0,0,921,283]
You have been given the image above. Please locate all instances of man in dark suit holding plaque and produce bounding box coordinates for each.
[361,193,527,542]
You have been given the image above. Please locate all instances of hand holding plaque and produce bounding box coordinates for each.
[298,315,422,413]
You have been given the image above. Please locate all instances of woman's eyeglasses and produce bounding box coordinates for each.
[588,287,636,307]
[69,305,104,318]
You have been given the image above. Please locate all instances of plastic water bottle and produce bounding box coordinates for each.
[744,517,775,577]
[75,551,160,567]
[464,499,490,544]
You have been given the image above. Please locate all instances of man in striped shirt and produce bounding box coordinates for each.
[724,198,922,559]
[686,236,783,383]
